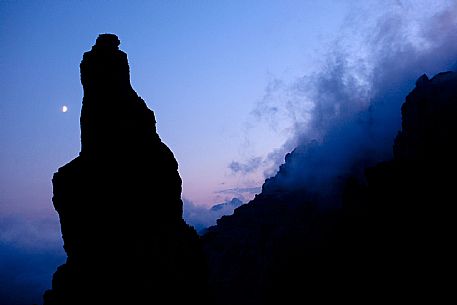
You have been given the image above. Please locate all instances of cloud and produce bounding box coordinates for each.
[215,186,262,195]
[250,78,288,131]
[0,214,65,305]
[228,157,263,174]
[182,197,246,234]
[237,1,457,189]
[215,186,262,201]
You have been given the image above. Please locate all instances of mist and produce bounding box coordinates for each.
[240,1,457,197]
[0,215,65,305]
[183,197,245,233]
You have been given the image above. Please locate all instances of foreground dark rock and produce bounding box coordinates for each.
[203,71,457,304]
[43,34,206,304]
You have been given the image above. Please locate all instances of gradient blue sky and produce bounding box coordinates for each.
[1,0,350,210]
[1,1,456,304]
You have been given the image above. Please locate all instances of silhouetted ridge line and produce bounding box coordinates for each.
[43,34,207,305]
[203,70,457,305]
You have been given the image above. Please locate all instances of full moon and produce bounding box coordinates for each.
[62,105,68,113]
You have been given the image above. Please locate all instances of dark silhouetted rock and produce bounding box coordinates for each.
[394,71,457,162]
[43,34,207,305]
[357,70,457,301]
[203,70,457,304]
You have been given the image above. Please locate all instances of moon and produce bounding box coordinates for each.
[62,105,68,113]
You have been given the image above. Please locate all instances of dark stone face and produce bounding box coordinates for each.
[202,71,457,305]
[95,34,120,49]
[80,34,130,97]
[43,35,207,305]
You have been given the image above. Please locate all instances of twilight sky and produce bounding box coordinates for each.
[1,1,456,304]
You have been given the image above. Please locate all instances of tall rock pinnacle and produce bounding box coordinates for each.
[43,34,206,305]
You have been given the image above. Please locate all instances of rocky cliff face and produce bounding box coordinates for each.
[394,71,457,162]
[203,71,457,304]
[43,34,206,305]
[340,71,457,303]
